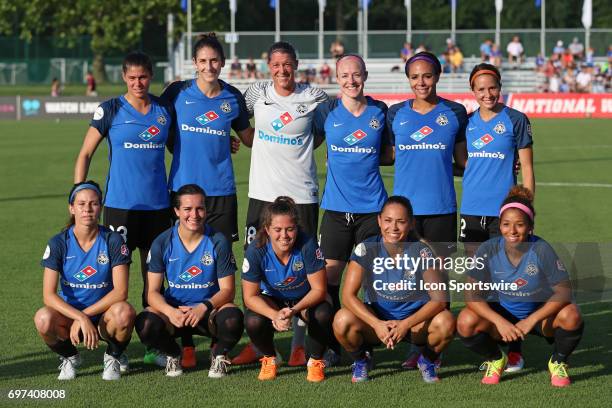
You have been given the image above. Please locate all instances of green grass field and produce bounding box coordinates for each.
[0,118,611,407]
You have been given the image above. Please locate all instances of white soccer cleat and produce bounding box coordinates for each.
[208,355,231,378]
[57,355,79,380]
[165,356,183,377]
[102,353,121,380]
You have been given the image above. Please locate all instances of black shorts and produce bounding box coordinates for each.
[244,294,329,325]
[414,213,457,257]
[319,210,379,261]
[244,198,319,248]
[459,215,500,243]
[488,302,552,342]
[171,307,218,339]
[103,207,171,250]
[170,193,239,243]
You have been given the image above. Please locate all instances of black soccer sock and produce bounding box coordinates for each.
[552,323,584,363]
[181,334,195,348]
[306,302,334,360]
[421,345,440,362]
[244,309,276,357]
[507,340,522,353]
[105,338,130,359]
[459,332,502,360]
[48,339,78,358]
[327,284,342,354]
[212,307,244,357]
[135,311,181,357]
[349,347,367,361]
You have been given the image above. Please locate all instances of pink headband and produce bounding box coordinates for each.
[500,203,534,221]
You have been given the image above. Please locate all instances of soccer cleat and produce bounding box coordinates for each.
[401,349,420,370]
[257,356,277,381]
[505,352,525,373]
[102,353,121,380]
[417,354,440,383]
[306,358,326,382]
[351,355,371,383]
[479,351,508,385]
[231,343,261,365]
[181,346,196,369]
[288,345,307,367]
[165,356,183,377]
[144,348,167,367]
[548,358,571,387]
[118,353,129,373]
[57,355,79,380]
[323,349,341,368]
[208,355,231,378]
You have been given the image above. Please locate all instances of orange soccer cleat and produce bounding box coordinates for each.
[258,356,278,381]
[306,358,326,383]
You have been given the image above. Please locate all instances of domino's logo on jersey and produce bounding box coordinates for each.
[270,112,293,132]
[196,111,219,126]
[472,134,494,149]
[74,265,97,282]
[276,276,297,288]
[139,125,160,142]
[410,126,433,142]
[344,129,367,146]
[179,265,202,282]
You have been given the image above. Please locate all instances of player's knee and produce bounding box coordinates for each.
[33,307,54,334]
[216,307,244,338]
[557,304,582,330]
[431,310,456,339]
[135,311,164,342]
[110,302,136,329]
[244,311,269,336]
[310,301,333,326]
[456,308,479,337]
[332,308,355,337]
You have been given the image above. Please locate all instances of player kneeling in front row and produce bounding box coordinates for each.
[135,184,243,378]
[242,197,334,382]
[457,186,583,387]
[34,181,136,381]
[333,196,455,383]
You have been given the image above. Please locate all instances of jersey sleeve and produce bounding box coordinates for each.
[90,99,117,138]
[301,236,326,274]
[309,86,329,105]
[241,244,264,283]
[448,100,468,144]
[212,233,237,279]
[313,100,331,139]
[244,82,266,117]
[386,103,403,145]
[225,84,251,132]
[535,241,570,287]
[41,235,64,272]
[147,233,167,274]
[374,100,392,146]
[349,242,373,271]
[107,231,131,268]
[159,80,184,104]
[508,108,534,149]
[467,242,492,283]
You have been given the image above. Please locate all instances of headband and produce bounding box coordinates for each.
[405,54,441,76]
[470,69,501,88]
[69,183,102,204]
[499,203,534,222]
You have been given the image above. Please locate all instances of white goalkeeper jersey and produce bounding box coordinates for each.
[244,81,328,204]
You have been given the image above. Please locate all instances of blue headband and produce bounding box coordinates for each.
[69,183,102,204]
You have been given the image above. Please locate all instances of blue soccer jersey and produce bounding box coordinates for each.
[461,106,533,217]
[468,235,569,319]
[387,98,467,215]
[147,224,237,307]
[162,80,250,196]
[242,232,325,300]
[41,226,131,310]
[350,235,433,320]
[90,95,173,210]
[314,97,390,213]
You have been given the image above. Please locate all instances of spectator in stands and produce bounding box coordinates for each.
[51,78,61,97]
[506,36,524,68]
[568,37,584,61]
[535,53,546,72]
[489,43,502,68]
[562,67,576,93]
[549,73,561,93]
[585,46,595,65]
[445,37,455,53]
[607,45,612,63]
[415,44,427,54]
[575,65,593,93]
[319,61,331,84]
[85,71,97,97]
[561,49,574,69]
[449,47,464,73]
[330,40,345,60]
[246,57,257,79]
[306,65,317,83]
[552,40,565,59]
[401,41,414,63]
[480,39,492,62]
[229,57,242,79]
[439,52,451,74]
[258,52,269,79]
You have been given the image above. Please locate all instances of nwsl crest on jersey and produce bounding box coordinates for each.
[179,265,202,282]
[354,243,366,257]
[121,244,129,256]
[316,248,324,260]
[220,101,232,113]
[493,122,506,134]
[296,104,308,115]
[292,260,304,272]
[526,263,538,276]
[196,111,219,126]
[270,112,294,131]
[435,114,449,126]
[74,265,97,282]
[157,115,167,125]
[344,129,367,146]
[139,125,160,142]
[410,126,433,142]
[201,252,213,266]
[472,134,494,149]
[97,252,109,265]
[369,118,381,130]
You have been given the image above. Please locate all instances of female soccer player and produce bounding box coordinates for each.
[74,51,173,310]
[333,196,455,383]
[387,50,467,368]
[459,63,535,370]
[457,186,583,387]
[134,184,243,378]
[34,181,135,380]
[241,197,333,382]
[313,53,393,365]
